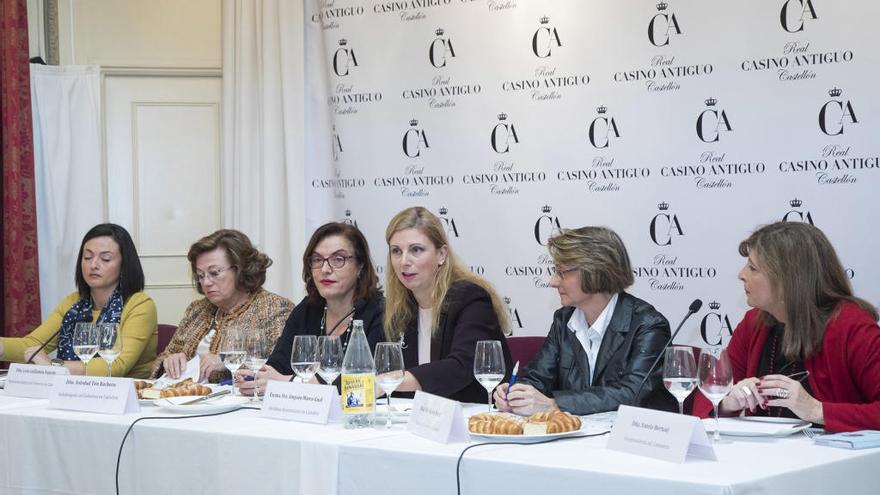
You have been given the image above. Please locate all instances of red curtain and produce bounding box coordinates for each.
[0,0,42,339]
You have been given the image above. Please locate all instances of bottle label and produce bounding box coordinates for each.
[341,373,375,413]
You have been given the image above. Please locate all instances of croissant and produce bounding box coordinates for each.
[160,384,212,398]
[134,380,153,391]
[525,411,581,434]
[167,378,194,389]
[467,413,524,435]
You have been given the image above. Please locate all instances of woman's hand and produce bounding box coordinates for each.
[719,377,765,414]
[759,374,824,424]
[235,365,290,397]
[23,346,51,366]
[198,352,225,382]
[505,383,559,416]
[162,353,188,379]
[492,383,514,412]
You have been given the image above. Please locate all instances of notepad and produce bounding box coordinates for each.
[815,430,880,450]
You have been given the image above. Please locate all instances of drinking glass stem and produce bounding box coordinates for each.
[487,391,492,413]
[386,395,392,428]
[713,403,721,441]
[677,400,684,415]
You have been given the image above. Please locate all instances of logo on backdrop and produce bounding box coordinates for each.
[781,198,815,224]
[332,39,359,77]
[402,119,430,158]
[819,87,858,136]
[532,16,562,58]
[310,3,365,30]
[588,105,621,149]
[648,2,682,47]
[696,97,732,143]
[649,202,684,246]
[534,205,562,246]
[504,296,524,331]
[491,113,519,153]
[340,209,358,228]
[780,0,818,33]
[429,28,456,68]
[373,0,455,22]
[699,300,733,346]
[484,0,518,12]
[331,125,343,161]
[437,206,459,237]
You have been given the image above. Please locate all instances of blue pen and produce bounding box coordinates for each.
[505,361,520,400]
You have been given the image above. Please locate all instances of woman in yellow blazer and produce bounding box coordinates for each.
[0,224,157,378]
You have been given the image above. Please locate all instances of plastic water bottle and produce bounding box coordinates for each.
[341,320,375,428]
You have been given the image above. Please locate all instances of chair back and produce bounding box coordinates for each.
[157,324,178,354]
[506,336,546,369]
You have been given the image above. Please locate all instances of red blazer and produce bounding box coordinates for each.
[693,302,880,432]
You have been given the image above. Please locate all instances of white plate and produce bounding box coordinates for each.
[153,395,249,414]
[469,426,603,443]
[738,415,805,425]
[702,417,810,437]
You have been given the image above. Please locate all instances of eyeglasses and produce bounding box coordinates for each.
[551,266,578,279]
[196,266,234,282]
[308,254,355,270]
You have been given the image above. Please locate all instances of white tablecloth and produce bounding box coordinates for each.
[0,391,876,495]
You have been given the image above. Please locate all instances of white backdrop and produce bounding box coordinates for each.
[302,0,880,347]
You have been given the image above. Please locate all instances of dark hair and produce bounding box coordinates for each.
[187,229,272,294]
[75,223,145,302]
[303,222,382,304]
[739,221,878,359]
[548,226,634,294]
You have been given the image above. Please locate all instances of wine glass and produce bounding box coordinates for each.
[473,340,506,413]
[97,323,122,377]
[291,335,319,383]
[219,326,245,396]
[72,322,100,374]
[245,331,269,401]
[316,335,344,385]
[663,346,697,414]
[698,348,734,442]
[374,342,405,428]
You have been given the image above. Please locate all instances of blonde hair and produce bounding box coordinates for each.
[548,226,634,293]
[383,207,509,341]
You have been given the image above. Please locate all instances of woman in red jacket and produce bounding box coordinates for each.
[694,221,880,432]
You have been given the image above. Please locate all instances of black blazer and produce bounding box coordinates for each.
[402,280,512,404]
[518,292,677,415]
[267,295,385,384]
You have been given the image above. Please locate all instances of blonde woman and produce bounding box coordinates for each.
[384,207,511,403]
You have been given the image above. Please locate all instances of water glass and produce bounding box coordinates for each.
[317,335,344,385]
[97,323,122,377]
[72,323,100,373]
[245,332,269,401]
[663,346,697,414]
[291,335,319,383]
[374,342,405,428]
[220,327,245,395]
[473,340,505,413]
[698,348,734,441]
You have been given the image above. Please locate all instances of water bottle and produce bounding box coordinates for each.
[341,320,375,428]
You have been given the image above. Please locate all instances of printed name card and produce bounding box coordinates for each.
[407,391,469,444]
[261,381,342,424]
[607,405,716,463]
[4,363,69,399]
[48,375,140,415]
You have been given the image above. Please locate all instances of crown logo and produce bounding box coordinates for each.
[439,206,448,215]
[409,118,419,127]
[344,209,351,217]
[540,16,550,24]
[708,301,721,310]
[658,201,669,211]
[828,87,842,97]
[596,105,607,114]
[656,2,668,11]
[503,296,511,304]
[435,28,445,36]
[338,39,348,46]
[789,198,803,208]
[705,97,717,107]
[541,205,552,213]
[497,113,508,121]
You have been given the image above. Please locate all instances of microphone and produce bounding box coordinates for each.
[632,299,703,407]
[25,313,94,364]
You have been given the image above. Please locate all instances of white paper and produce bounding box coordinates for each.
[261,381,342,424]
[48,375,141,415]
[155,355,201,387]
[607,405,715,463]
[407,391,468,444]
[4,363,70,399]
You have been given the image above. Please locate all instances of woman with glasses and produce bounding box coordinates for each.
[151,229,293,382]
[494,226,675,415]
[236,222,384,396]
[383,207,512,403]
[693,222,880,432]
[0,223,157,377]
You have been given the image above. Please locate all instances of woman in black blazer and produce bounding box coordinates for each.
[383,207,512,403]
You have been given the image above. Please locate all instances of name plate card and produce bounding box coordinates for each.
[4,363,69,399]
[607,405,716,463]
[407,391,468,444]
[48,375,140,415]
[261,381,341,424]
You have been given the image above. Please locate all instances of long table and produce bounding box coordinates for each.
[0,390,876,495]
